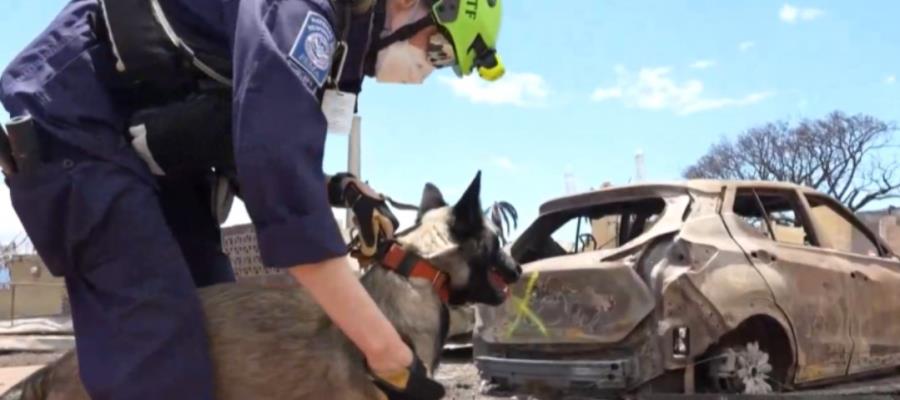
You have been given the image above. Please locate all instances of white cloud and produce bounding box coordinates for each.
[689,60,717,70]
[886,75,897,85]
[441,72,549,107]
[779,4,824,23]
[491,156,517,171]
[739,41,756,52]
[591,87,622,101]
[590,65,775,115]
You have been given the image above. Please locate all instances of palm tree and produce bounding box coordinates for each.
[484,201,519,246]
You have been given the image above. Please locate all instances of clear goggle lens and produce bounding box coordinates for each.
[426,33,456,69]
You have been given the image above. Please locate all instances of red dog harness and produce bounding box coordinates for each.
[377,243,451,303]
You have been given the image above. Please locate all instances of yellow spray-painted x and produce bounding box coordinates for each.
[504,271,549,339]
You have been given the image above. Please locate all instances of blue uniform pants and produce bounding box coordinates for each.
[1,1,231,398]
[7,132,231,400]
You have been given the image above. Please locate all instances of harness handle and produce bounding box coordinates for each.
[346,195,419,265]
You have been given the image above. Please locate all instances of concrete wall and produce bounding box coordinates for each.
[860,211,900,254]
[0,255,66,319]
[221,223,362,286]
[221,224,297,287]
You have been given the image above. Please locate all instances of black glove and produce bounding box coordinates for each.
[369,355,446,400]
[328,173,399,257]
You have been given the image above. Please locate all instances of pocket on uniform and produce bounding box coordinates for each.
[5,161,74,276]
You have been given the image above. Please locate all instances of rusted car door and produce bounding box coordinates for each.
[722,186,854,384]
[801,193,900,376]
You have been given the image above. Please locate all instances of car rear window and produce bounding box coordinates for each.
[513,197,667,264]
[733,188,816,247]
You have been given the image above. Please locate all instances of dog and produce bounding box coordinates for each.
[1,171,521,400]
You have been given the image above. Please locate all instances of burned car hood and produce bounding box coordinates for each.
[476,251,656,345]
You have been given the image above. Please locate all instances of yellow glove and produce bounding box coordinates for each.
[328,173,400,257]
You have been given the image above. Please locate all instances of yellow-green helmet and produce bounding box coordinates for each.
[429,0,505,81]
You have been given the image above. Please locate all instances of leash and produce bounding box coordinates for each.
[383,196,419,211]
[346,194,418,266]
[345,194,453,302]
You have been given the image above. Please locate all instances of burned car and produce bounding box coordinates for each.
[474,180,900,396]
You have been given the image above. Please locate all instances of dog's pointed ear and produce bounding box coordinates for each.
[452,171,484,237]
[418,183,448,220]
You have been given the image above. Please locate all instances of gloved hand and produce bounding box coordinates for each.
[369,355,446,400]
[328,173,399,257]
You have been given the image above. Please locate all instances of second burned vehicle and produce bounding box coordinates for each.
[473,180,900,397]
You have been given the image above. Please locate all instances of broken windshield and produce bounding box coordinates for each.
[513,197,668,264]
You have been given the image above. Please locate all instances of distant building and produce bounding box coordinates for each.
[858,206,900,254]
[0,254,67,319]
[220,222,360,287]
[0,217,361,320]
[220,224,297,288]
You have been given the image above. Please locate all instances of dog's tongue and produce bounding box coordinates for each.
[489,271,510,299]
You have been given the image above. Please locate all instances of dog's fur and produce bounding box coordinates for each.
[1,172,521,400]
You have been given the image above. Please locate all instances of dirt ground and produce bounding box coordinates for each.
[0,351,61,368]
[0,349,523,399]
[436,349,522,400]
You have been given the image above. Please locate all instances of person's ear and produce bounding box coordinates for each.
[395,0,419,10]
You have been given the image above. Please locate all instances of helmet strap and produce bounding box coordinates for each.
[373,16,433,53]
[363,0,389,76]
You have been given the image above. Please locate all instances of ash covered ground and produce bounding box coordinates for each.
[0,348,527,399]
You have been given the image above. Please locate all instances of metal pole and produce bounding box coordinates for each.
[9,285,15,327]
[635,149,645,182]
[346,115,362,230]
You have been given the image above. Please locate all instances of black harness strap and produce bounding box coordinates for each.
[373,16,434,52]
[394,251,420,278]
[384,196,421,211]
[432,304,450,372]
[96,0,193,93]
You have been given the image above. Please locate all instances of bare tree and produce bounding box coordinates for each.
[684,111,900,211]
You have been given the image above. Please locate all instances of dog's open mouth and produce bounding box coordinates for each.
[488,271,510,299]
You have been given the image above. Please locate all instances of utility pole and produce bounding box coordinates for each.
[564,166,577,195]
[634,148,645,182]
[345,115,362,230]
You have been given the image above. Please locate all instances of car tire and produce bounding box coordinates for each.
[706,341,776,394]
[697,317,792,394]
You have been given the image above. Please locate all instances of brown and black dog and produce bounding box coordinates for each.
[1,172,521,400]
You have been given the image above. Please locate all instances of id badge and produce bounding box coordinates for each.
[322,89,357,136]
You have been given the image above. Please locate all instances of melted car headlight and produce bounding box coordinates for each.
[673,326,690,359]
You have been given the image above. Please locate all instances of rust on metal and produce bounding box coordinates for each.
[475,179,900,396]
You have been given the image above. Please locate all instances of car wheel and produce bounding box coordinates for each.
[706,341,775,394]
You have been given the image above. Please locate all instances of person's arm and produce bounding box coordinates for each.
[288,257,411,372]
[229,0,411,375]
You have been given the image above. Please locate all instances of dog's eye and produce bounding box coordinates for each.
[489,236,500,254]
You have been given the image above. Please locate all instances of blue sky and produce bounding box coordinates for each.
[0,0,898,244]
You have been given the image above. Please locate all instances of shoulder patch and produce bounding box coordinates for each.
[289,11,336,90]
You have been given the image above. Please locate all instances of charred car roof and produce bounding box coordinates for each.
[537,180,824,216]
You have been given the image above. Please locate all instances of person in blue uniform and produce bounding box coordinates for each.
[0,0,504,399]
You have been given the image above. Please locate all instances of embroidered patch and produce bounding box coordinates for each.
[289,11,336,89]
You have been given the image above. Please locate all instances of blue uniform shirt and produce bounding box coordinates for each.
[197,0,357,268]
[1,0,370,269]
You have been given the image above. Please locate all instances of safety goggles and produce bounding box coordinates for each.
[375,12,458,70]
[426,33,456,69]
